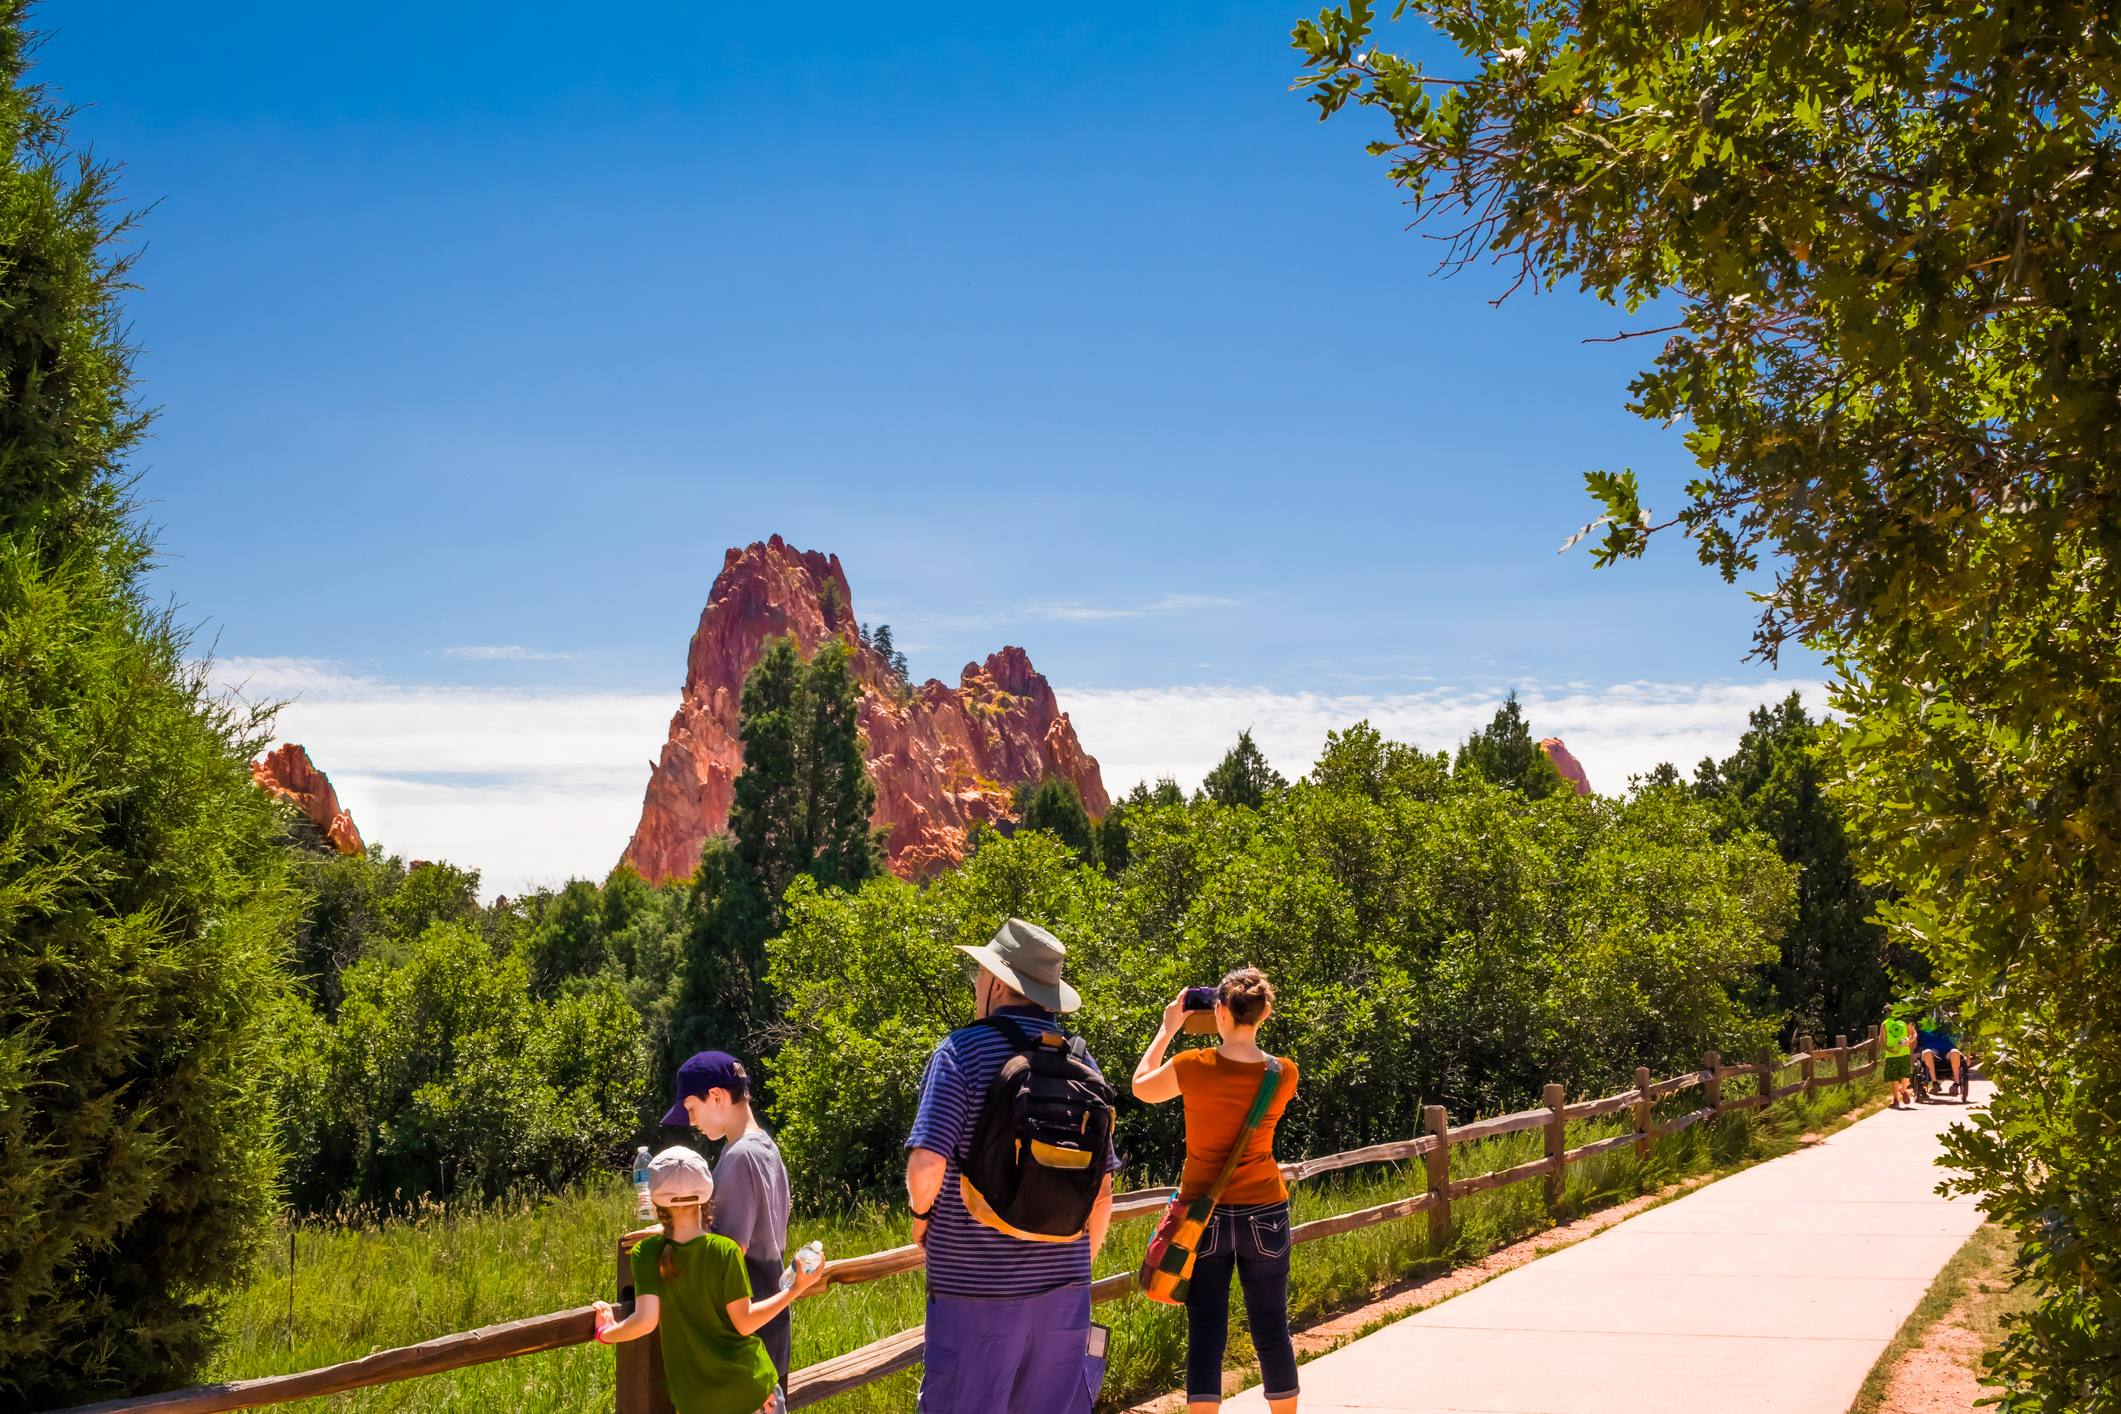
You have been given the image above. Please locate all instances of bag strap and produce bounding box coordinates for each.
[1199,1056,1284,1207]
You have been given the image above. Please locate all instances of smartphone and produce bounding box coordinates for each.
[1182,986,1219,1012]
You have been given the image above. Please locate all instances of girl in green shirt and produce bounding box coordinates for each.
[1880,1015,1915,1109]
[593,1147,826,1414]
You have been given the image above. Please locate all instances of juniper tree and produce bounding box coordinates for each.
[1199,730,1288,810]
[1454,693,1568,799]
[1021,777,1099,868]
[1690,695,1890,1048]
[0,9,302,1398]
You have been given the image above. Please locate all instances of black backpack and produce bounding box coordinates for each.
[957,1015,1117,1242]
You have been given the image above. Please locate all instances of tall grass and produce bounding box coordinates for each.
[202,1067,1882,1413]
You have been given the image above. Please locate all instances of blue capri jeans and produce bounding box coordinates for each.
[1184,1200,1299,1404]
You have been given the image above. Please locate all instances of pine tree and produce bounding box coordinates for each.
[1691,693,1892,1047]
[800,639,883,889]
[673,635,885,1062]
[1020,777,1098,867]
[0,12,303,1398]
[1094,799,1131,874]
[728,634,807,924]
[870,622,908,682]
[1199,729,1288,810]
[1454,692,1569,799]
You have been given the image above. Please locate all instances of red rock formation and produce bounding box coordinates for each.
[253,743,366,854]
[622,536,1109,884]
[1539,737,1593,797]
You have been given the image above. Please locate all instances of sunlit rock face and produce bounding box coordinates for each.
[621,535,1109,884]
[1539,737,1593,797]
[253,743,365,854]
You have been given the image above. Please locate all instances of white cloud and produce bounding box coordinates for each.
[1057,679,1832,799]
[441,645,573,660]
[1024,593,1239,622]
[213,657,673,899]
[207,656,1827,900]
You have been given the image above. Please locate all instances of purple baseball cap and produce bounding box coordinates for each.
[661,1051,749,1125]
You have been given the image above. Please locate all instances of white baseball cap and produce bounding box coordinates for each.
[648,1146,715,1208]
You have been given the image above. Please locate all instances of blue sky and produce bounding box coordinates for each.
[45,2,1823,889]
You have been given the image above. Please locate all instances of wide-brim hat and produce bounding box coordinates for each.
[957,917,1082,1013]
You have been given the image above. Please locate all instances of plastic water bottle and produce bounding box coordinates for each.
[779,1240,823,1290]
[632,1147,654,1222]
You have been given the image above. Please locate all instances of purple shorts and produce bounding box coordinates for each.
[919,1283,1094,1414]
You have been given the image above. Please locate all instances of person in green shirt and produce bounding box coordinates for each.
[1879,1014,1915,1109]
[592,1147,827,1414]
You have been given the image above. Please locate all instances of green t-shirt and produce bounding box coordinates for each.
[1881,1018,1913,1057]
[631,1233,778,1414]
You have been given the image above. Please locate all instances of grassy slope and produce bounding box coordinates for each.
[204,1069,1886,1413]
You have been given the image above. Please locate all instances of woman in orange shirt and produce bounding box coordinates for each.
[1132,967,1301,1414]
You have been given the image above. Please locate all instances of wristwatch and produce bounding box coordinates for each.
[909,1202,934,1221]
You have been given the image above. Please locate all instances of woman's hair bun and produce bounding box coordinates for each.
[1217,966,1275,1026]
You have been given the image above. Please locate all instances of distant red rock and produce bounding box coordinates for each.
[1539,737,1592,797]
[621,536,1110,884]
[253,743,365,854]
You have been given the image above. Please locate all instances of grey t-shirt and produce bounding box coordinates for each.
[710,1128,791,1266]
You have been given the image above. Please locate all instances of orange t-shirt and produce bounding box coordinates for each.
[1174,1048,1300,1205]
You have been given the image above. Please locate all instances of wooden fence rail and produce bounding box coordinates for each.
[44,1030,1881,1414]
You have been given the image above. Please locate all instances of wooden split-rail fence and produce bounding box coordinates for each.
[47,1032,1881,1414]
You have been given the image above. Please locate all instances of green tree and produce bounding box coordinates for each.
[280,922,647,1212]
[1199,729,1289,809]
[673,635,885,1064]
[1021,776,1099,867]
[1126,776,1186,810]
[768,832,1108,1205]
[866,621,909,682]
[386,859,481,946]
[1294,3,2121,1401]
[0,15,304,1399]
[1454,692,1569,799]
[1094,799,1132,874]
[521,878,612,997]
[1312,719,1453,803]
[1689,694,1890,1048]
[289,845,407,1015]
[770,731,1789,1199]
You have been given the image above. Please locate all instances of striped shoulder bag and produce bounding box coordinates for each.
[1136,1056,1285,1306]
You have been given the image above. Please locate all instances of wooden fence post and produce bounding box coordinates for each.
[1424,1105,1452,1247]
[1835,1035,1850,1089]
[1543,1083,1565,1212]
[1796,1034,1814,1094]
[1633,1066,1653,1161]
[1758,1046,1775,1115]
[616,1242,675,1414]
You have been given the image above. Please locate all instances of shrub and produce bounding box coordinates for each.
[0,545,302,1403]
[281,922,648,1213]
[767,726,1790,1201]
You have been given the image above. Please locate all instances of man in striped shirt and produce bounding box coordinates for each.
[905,918,1119,1414]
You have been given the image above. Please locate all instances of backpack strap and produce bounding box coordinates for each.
[972,1013,1076,1056]
[970,1013,1036,1050]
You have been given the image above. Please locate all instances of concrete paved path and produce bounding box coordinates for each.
[1227,1085,1989,1414]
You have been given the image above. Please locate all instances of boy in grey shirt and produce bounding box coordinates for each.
[660,1051,796,1381]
